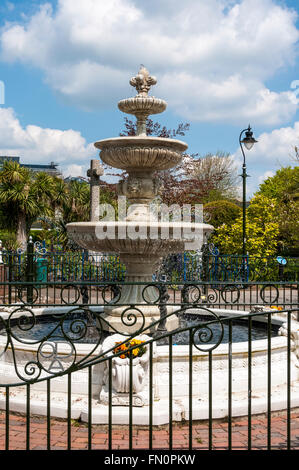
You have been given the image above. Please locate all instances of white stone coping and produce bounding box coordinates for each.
[94,135,188,151]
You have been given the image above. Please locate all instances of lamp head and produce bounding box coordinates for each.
[241,125,258,150]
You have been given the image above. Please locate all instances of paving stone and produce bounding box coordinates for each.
[0,410,298,450]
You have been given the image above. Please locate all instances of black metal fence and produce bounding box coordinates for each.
[1,240,298,288]
[0,274,298,450]
[0,239,298,450]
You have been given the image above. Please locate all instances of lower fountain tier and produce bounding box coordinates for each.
[66,220,213,334]
[66,221,214,254]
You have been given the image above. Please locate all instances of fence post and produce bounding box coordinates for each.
[7,249,13,305]
[0,241,4,304]
[80,249,89,304]
[201,243,209,302]
[26,236,35,304]
[155,283,170,336]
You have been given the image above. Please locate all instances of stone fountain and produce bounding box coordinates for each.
[1,68,299,424]
[67,66,214,334]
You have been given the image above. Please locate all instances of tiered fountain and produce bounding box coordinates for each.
[67,66,214,334]
[0,68,298,423]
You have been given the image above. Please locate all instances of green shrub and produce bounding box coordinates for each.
[204,200,241,228]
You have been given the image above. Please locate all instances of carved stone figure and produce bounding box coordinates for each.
[100,333,155,406]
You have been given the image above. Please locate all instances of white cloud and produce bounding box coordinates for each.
[258,170,275,184]
[159,73,297,124]
[64,163,86,178]
[232,121,299,196]
[0,107,96,174]
[0,0,298,124]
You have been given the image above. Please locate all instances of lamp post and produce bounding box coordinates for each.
[239,125,258,263]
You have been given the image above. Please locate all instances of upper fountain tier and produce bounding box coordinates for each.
[94,66,188,171]
[118,66,167,122]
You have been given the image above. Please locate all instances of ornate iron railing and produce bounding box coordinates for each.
[0,277,298,450]
[1,243,298,286]
[0,279,297,311]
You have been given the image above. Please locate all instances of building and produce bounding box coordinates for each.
[0,156,62,177]
[64,175,88,183]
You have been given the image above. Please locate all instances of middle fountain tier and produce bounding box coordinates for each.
[67,66,214,334]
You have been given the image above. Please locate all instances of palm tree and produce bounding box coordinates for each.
[48,180,90,250]
[52,180,118,250]
[0,161,56,249]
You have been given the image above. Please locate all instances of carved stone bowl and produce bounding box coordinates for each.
[94,136,188,171]
[118,96,167,116]
[66,221,214,255]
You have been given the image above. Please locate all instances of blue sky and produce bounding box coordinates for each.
[0,0,298,198]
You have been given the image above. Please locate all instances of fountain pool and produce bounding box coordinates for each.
[0,305,298,425]
[0,310,280,345]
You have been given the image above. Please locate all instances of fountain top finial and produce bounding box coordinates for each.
[118,66,167,130]
[129,66,157,97]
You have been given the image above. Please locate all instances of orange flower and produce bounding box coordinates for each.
[113,339,146,359]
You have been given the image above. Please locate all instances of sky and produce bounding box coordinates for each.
[0,0,298,198]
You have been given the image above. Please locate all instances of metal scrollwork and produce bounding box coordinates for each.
[0,305,106,384]
[0,272,294,388]
[120,306,146,333]
[38,341,76,374]
[260,284,279,304]
[61,284,81,304]
[206,288,218,304]
[8,307,37,343]
[17,285,39,305]
[34,241,47,257]
[141,284,161,304]
[101,284,121,304]
[190,308,224,352]
[182,285,202,304]
[220,284,241,304]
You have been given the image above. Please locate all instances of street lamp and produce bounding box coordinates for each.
[239,125,258,262]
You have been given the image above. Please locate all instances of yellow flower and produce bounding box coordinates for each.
[114,339,146,359]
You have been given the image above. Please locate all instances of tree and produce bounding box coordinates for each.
[119,117,190,138]
[190,152,239,202]
[258,167,299,201]
[50,180,118,249]
[156,154,227,207]
[0,161,56,248]
[203,200,241,228]
[256,167,299,255]
[212,194,280,257]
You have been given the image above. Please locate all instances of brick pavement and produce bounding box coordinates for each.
[0,410,298,450]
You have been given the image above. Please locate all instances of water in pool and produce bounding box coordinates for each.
[1,312,279,346]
